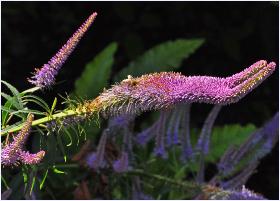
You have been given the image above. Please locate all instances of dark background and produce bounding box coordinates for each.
[1,2,279,199]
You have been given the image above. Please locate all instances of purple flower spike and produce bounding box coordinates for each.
[228,186,266,200]
[1,114,45,166]
[86,129,108,170]
[153,111,168,159]
[20,150,45,165]
[108,114,134,129]
[166,110,177,147]
[135,112,166,146]
[113,152,129,173]
[196,105,222,154]
[136,124,157,146]
[172,109,182,145]
[220,162,258,190]
[180,104,193,161]
[1,115,34,166]
[218,112,278,175]
[94,60,275,117]
[28,12,97,88]
[205,185,266,200]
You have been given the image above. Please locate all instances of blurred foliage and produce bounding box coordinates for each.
[114,39,204,81]
[206,124,256,163]
[74,42,118,99]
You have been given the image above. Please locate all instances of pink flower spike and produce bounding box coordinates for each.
[28,12,97,88]
[1,114,34,166]
[95,60,276,117]
[20,150,45,165]
[1,114,46,166]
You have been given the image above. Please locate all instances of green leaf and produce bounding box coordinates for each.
[74,42,118,99]
[114,38,204,81]
[1,176,9,189]
[1,105,25,119]
[39,169,49,190]
[22,171,28,184]
[57,134,67,162]
[1,92,13,101]
[1,80,24,109]
[1,81,27,126]
[52,167,65,174]
[206,124,257,163]
[21,87,40,95]
[22,94,51,113]
[61,127,73,147]
[1,120,25,134]
[29,176,36,196]
[50,97,57,115]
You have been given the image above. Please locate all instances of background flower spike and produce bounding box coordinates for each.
[28,12,97,88]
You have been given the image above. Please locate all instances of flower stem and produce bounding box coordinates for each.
[1,109,77,136]
[54,163,80,169]
[128,169,202,194]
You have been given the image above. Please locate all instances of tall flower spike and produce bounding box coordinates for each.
[86,129,108,170]
[28,12,97,88]
[1,114,45,166]
[20,150,45,165]
[136,116,161,146]
[153,111,168,158]
[202,185,265,200]
[170,107,182,145]
[220,162,258,190]
[82,60,275,117]
[217,112,279,175]
[196,105,222,154]
[227,185,266,200]
[180,104,193,161]
[166,107,178,146]
[1,114,33,166]
[113,151,129,173]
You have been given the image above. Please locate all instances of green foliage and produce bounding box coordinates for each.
[74,42,118,99]
[206,124,257,163]
[114,38,204,81]
[1,80,25,125]
[131,124,258,199]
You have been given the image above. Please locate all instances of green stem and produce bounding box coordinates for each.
[128,169,201,192]
[1,109,78,136]
[54,163,80,169]
[46,165,202,195]
[1,176,10,189]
